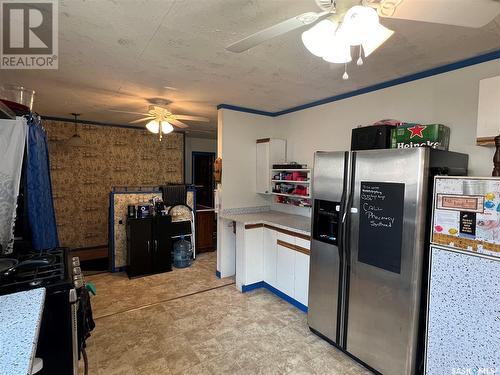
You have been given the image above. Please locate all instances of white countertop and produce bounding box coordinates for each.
[220,210,311,235]
[0,288,46,375]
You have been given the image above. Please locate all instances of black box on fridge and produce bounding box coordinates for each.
[350,125,393,151]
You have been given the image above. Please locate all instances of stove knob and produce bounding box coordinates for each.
[74,279,84,289]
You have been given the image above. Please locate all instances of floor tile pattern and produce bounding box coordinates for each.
[83,252,372,374]
[87,252,233,318]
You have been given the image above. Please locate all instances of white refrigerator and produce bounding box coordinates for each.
[426,177,500,375]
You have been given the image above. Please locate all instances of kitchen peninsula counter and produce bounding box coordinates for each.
[219,210,311,236]
[0,288,46,375]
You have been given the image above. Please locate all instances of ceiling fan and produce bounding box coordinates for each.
[109,99,209,141]
[226,0,500,78]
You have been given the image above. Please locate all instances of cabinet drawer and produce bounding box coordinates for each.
[295,237,310,251]
[276,231,296,245]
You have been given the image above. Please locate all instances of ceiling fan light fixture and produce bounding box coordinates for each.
[146,119,160,134]
[161,121,174,134]
[342,5,380,46]
[361,23,394,57]
[301,19,338,57]
[322,31,352,64]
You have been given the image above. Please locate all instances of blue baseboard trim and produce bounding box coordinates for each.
[241,281,308,313]
[215,270,221,278]
[242,281,266,293]
[218,50,500,117]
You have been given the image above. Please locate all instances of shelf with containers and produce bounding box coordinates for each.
[270,169,312,207]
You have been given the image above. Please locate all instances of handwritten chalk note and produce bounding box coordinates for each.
[358,182,405,274]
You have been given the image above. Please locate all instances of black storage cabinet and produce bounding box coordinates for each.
[126,216,172,278]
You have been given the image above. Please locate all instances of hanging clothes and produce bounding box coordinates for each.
[26,116,59,250]
[0,117,27,254]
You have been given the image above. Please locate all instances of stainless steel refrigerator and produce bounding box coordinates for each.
[308,147,468,375]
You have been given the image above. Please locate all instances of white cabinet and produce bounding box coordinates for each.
[294,251,310,306]
[276,242,295,297]
[263,228,277,287]
[243,226,264,285]
[256,138,286,194]
[477,75,500,145]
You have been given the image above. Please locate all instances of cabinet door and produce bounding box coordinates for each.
[127,219,153,277]
[153,216,172,273]
[263,228,277,287]
[244,227,264,285]
[294,251,310,306]
[256,142,270,194]
[276,242,295,297]
[196,210,215,252]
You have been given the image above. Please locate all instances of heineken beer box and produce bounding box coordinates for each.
[391,124,450,150]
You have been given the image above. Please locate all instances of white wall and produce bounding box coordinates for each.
[218,59,500,215]
[184,136,217,184]
[274,59,500,177]
[218,109,277,209]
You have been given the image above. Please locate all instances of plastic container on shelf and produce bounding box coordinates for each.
[0,84,35,111]
[173,236,193,268]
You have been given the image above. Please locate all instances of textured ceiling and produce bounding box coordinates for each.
[2,0,500,138]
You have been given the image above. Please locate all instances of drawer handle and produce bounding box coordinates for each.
[277,239,310,255]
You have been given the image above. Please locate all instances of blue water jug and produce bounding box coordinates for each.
[173,236,193,268]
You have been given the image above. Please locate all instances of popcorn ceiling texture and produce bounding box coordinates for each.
[44,120,184,249]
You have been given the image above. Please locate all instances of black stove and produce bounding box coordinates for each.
[0,248,72,295]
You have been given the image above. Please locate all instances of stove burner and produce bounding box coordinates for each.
[0,248,69,295]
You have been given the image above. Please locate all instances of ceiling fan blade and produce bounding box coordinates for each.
[129,116,155,124]
[169,118,189,128]
[171,115,210,122]
[226,11,330,53]
[376,0,500,28]
[108,109,151,116]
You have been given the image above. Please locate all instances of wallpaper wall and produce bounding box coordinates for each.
[44,119,184,249]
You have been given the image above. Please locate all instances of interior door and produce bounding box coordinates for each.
[346,148,428,375]
[127,218,153,277]
[308,151,349,344]
[192,152,215,208]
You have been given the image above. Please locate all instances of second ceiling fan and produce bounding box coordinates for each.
[110,99,209,141]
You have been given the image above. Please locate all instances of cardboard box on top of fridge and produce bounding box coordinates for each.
[390,124,450,150]
[432,177,500,258]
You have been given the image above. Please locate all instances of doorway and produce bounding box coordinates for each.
[192,152,216,253]
[192,152,215,208]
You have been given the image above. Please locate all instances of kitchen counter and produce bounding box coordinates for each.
[0,288,46,375]
[220,210,311,236]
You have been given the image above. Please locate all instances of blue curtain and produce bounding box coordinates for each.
[26,117,59,250]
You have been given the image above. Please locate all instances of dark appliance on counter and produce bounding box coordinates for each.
[350,125,393,151]
[126,215,173,278]
[308,148,468,375]
[0,248,91,375]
